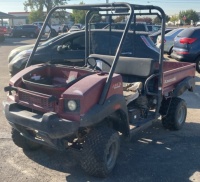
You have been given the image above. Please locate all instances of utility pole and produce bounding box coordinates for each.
[106,0,109,22]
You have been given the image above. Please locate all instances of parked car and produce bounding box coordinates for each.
[8,29,159,76]
[0,26,6,42]
[11,25,40,38]
[89,22,109,29]
[33,22,61,34]
[147,25,161,33]
[8,33,68,63]
[78,23,109,30]
[62,24,70,32]
[171,27,200,73]
[156,28,185,55]
[196,22,200,26]
[103,22,148,31]
[149,28,175,43]
[73,23,82,29]
[68,26,81,32]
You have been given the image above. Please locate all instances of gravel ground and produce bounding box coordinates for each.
[0,37,200,182]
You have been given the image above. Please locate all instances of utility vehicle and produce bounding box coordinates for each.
[3,3,196,178]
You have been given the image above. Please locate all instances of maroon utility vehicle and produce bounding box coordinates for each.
[3,3,196,178]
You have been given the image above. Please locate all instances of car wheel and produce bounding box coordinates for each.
[195,56,200,73]
[81,127,120,178]
[168,46,173,56]
[30,33,36,38]
[160,98,187,130]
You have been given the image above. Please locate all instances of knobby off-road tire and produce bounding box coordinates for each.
[160,97,187,130]
[11,128,42,150]
[81,127,120,178]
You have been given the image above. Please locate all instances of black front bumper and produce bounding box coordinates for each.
[3,101,79,149]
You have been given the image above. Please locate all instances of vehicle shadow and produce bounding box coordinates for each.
[23,121,200,182]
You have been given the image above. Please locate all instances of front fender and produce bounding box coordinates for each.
[80,94,130,138]
[172,76,195,97]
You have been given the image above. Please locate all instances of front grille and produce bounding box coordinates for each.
[18,90,54,110]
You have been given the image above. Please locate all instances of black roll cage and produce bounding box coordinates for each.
[25,3,166,119]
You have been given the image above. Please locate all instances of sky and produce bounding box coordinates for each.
[0,0,200,15]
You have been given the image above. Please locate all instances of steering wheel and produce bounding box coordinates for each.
[86,56,112,71]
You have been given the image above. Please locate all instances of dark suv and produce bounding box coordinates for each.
[11,25,40,38]
[171,27,200,72]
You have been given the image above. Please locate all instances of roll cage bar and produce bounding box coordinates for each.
[25,3,166,119]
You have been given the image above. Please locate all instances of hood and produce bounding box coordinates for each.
[8,44,35,63]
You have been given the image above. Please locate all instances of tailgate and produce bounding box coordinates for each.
[162,62,196,94]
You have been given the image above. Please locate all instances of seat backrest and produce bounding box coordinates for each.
[89,54,155,78]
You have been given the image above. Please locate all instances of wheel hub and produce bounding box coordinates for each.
[178,106,185,124]
[107,142,117,169]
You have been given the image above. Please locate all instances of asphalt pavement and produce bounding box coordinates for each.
[0,37,200,182]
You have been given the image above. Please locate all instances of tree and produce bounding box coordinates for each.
[114,16,126,23]
[179,9,199,24]
[71,2,101,24]
[28,10,45,23]
[166,15,170,23]
[170,15,179,25]
[70,2,86,24]
[24,0,67,13]
[153,14,170,24]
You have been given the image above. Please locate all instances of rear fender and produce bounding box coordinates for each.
[172,76,195,97]
[80,94,130,138]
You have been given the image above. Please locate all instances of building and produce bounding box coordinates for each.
[8,11,73,26]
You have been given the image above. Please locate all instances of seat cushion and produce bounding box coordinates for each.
[89,54,155,78]
[123,82,142,105]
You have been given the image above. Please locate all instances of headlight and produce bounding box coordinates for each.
[68,100,77,111]
[18,50,32,57]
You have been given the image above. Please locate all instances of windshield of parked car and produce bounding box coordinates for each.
[176,28,195,37]
[153,26,161,31]
[40,34,67,46]
[166,29,184,36]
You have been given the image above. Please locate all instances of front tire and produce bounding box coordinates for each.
[81,127,120,178]
[11,128,42,150]
[160,98,187,130]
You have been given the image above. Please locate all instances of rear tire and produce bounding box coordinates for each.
[81,127,120,178]
[30,33,36,38]
[11,128,42,150]
[160,98,187,130]
[195,56,200,73]
[168,46,173,55]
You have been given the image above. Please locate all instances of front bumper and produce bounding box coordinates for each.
[3,101,79,149]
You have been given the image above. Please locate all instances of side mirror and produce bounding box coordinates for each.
[57,45,63,53]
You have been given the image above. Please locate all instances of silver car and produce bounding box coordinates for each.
[156,28,184,55]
